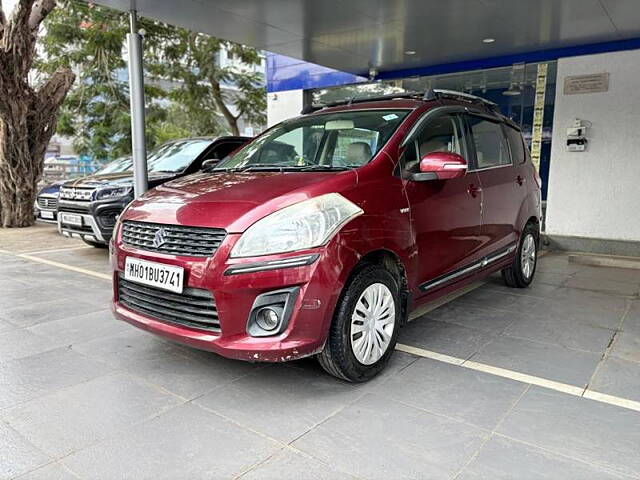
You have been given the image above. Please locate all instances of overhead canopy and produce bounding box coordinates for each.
[94,0,640,77]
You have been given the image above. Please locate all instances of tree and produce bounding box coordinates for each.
[0,0,75,227]
[147,29,266,136]
[40,0,169,162]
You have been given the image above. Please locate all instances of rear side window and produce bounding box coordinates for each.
[504,126,526,164]
[468,116,511,169]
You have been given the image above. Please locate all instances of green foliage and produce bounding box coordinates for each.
[40,0,265,161]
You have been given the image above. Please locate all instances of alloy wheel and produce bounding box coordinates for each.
[350,283,396,365]
[520,233,536,279]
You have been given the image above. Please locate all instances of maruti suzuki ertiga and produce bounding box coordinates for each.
[111,90,541,382]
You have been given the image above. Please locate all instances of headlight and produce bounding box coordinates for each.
[230,193,363,258]
[96,186,132,200]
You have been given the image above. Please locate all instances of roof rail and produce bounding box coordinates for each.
[300,88,498,114]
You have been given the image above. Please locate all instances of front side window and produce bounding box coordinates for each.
[214,110,409,172]
[402,114,464,173]
[147,140,212,173]
[468,116,511,169]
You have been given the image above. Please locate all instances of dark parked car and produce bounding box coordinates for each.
[111,90,541,382]
[35,156,134,224]
[58,136,249,247]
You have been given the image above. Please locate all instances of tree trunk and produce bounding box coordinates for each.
[0,0,75,227]
[209,77,240,136]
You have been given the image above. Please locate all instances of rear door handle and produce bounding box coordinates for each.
[516,175,525,186]
[467,184,482,198]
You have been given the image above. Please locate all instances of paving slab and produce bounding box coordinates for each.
[62,403,281,480]
[471,335,602,386]
[293,393,487,480]
[371,358,527,430]
[399,319,495,359]
[240,448,358,480]
[0,347,113,410]
[497,386,640,478]
[0,421,51,480]
[589,356,640,403]
[421,302,518,335]
[15,462,81,480]
[1,372,182,458]
[459,434,623,480]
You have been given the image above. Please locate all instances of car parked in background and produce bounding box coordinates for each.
[58,136,249,248]
[111,90,541,382]
[35,156,134,224]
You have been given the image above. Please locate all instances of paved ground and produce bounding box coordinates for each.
[1,224,640,479]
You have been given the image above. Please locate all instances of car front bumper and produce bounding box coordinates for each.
[111,233,355,362]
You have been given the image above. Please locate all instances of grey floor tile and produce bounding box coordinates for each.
[573,265,640,285]
[1,372,182,457]
[195,364,366,443]
[422,303,518,335]
[497,386,640,478]
[26,309,128,347]
[3,297,105,329]
[472,335,601,386]
[0,328,64,362]
[373,358,527,430]
[547,288,628,328]
[503,312,616,353]
[123,348,262,400]
[459,435,623,480]
[456,288,546,313]
[589,356,640,402]
[293,394,487,480]
[63,403,280,480]
[563,276,639,296]
[534,254,580,275]
[399,319,495,359]
[0,348,113,410]
[71,327,187,368]
[13,462,81,480]
[239,448,358,480]
[0,421,50,480]
[609,329,640,364]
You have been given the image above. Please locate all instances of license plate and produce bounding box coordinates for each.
[60,213,83,226]
[41,211,55,219]
[124,257,184,294]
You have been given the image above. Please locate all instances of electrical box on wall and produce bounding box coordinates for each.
[566,118,588,152]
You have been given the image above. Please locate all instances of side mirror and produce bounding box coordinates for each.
[201,158,221,170]
[409,152,468,182]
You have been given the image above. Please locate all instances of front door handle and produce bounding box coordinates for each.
[516,175,525,186]
[468,184,482,198]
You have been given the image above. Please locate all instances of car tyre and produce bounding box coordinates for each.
[318,264,400,382]
[82,238,108,249]
[502,222,539,288]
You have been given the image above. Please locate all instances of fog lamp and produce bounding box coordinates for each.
[255,307,281,331]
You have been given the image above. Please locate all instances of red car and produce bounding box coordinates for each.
[111,90,541,382]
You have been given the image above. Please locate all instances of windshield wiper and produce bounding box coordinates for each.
[294,165,354,171]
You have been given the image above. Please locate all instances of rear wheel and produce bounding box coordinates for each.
[318,264,400,382]
[82,238,108,249]
[502,223,538,288]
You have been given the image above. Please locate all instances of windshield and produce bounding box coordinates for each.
[95,157,132,174]
[214,110,409,172]
[147,139,211,173]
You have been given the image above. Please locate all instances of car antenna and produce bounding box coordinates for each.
[423,87,437,101]
[347,93,358,106]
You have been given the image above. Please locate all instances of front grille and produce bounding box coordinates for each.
[60,187,95,201]
[118,276,220,332]
[58,204,90,214]
[122,221,226,257]
[37,197,58,210]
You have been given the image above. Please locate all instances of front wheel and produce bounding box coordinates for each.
[318,264,400,382]
[502,223,539,288]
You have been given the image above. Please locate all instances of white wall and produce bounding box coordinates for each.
[267,90,303,127]
[546,49,640,242]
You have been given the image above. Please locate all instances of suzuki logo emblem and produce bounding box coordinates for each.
[152,227,167,248]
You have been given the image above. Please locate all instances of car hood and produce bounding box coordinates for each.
[62,171,176,189]
[37,181,64,196]
[124,170,358,233]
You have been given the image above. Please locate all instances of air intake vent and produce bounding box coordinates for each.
[121,220,226,257]
[118,275,220,332]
